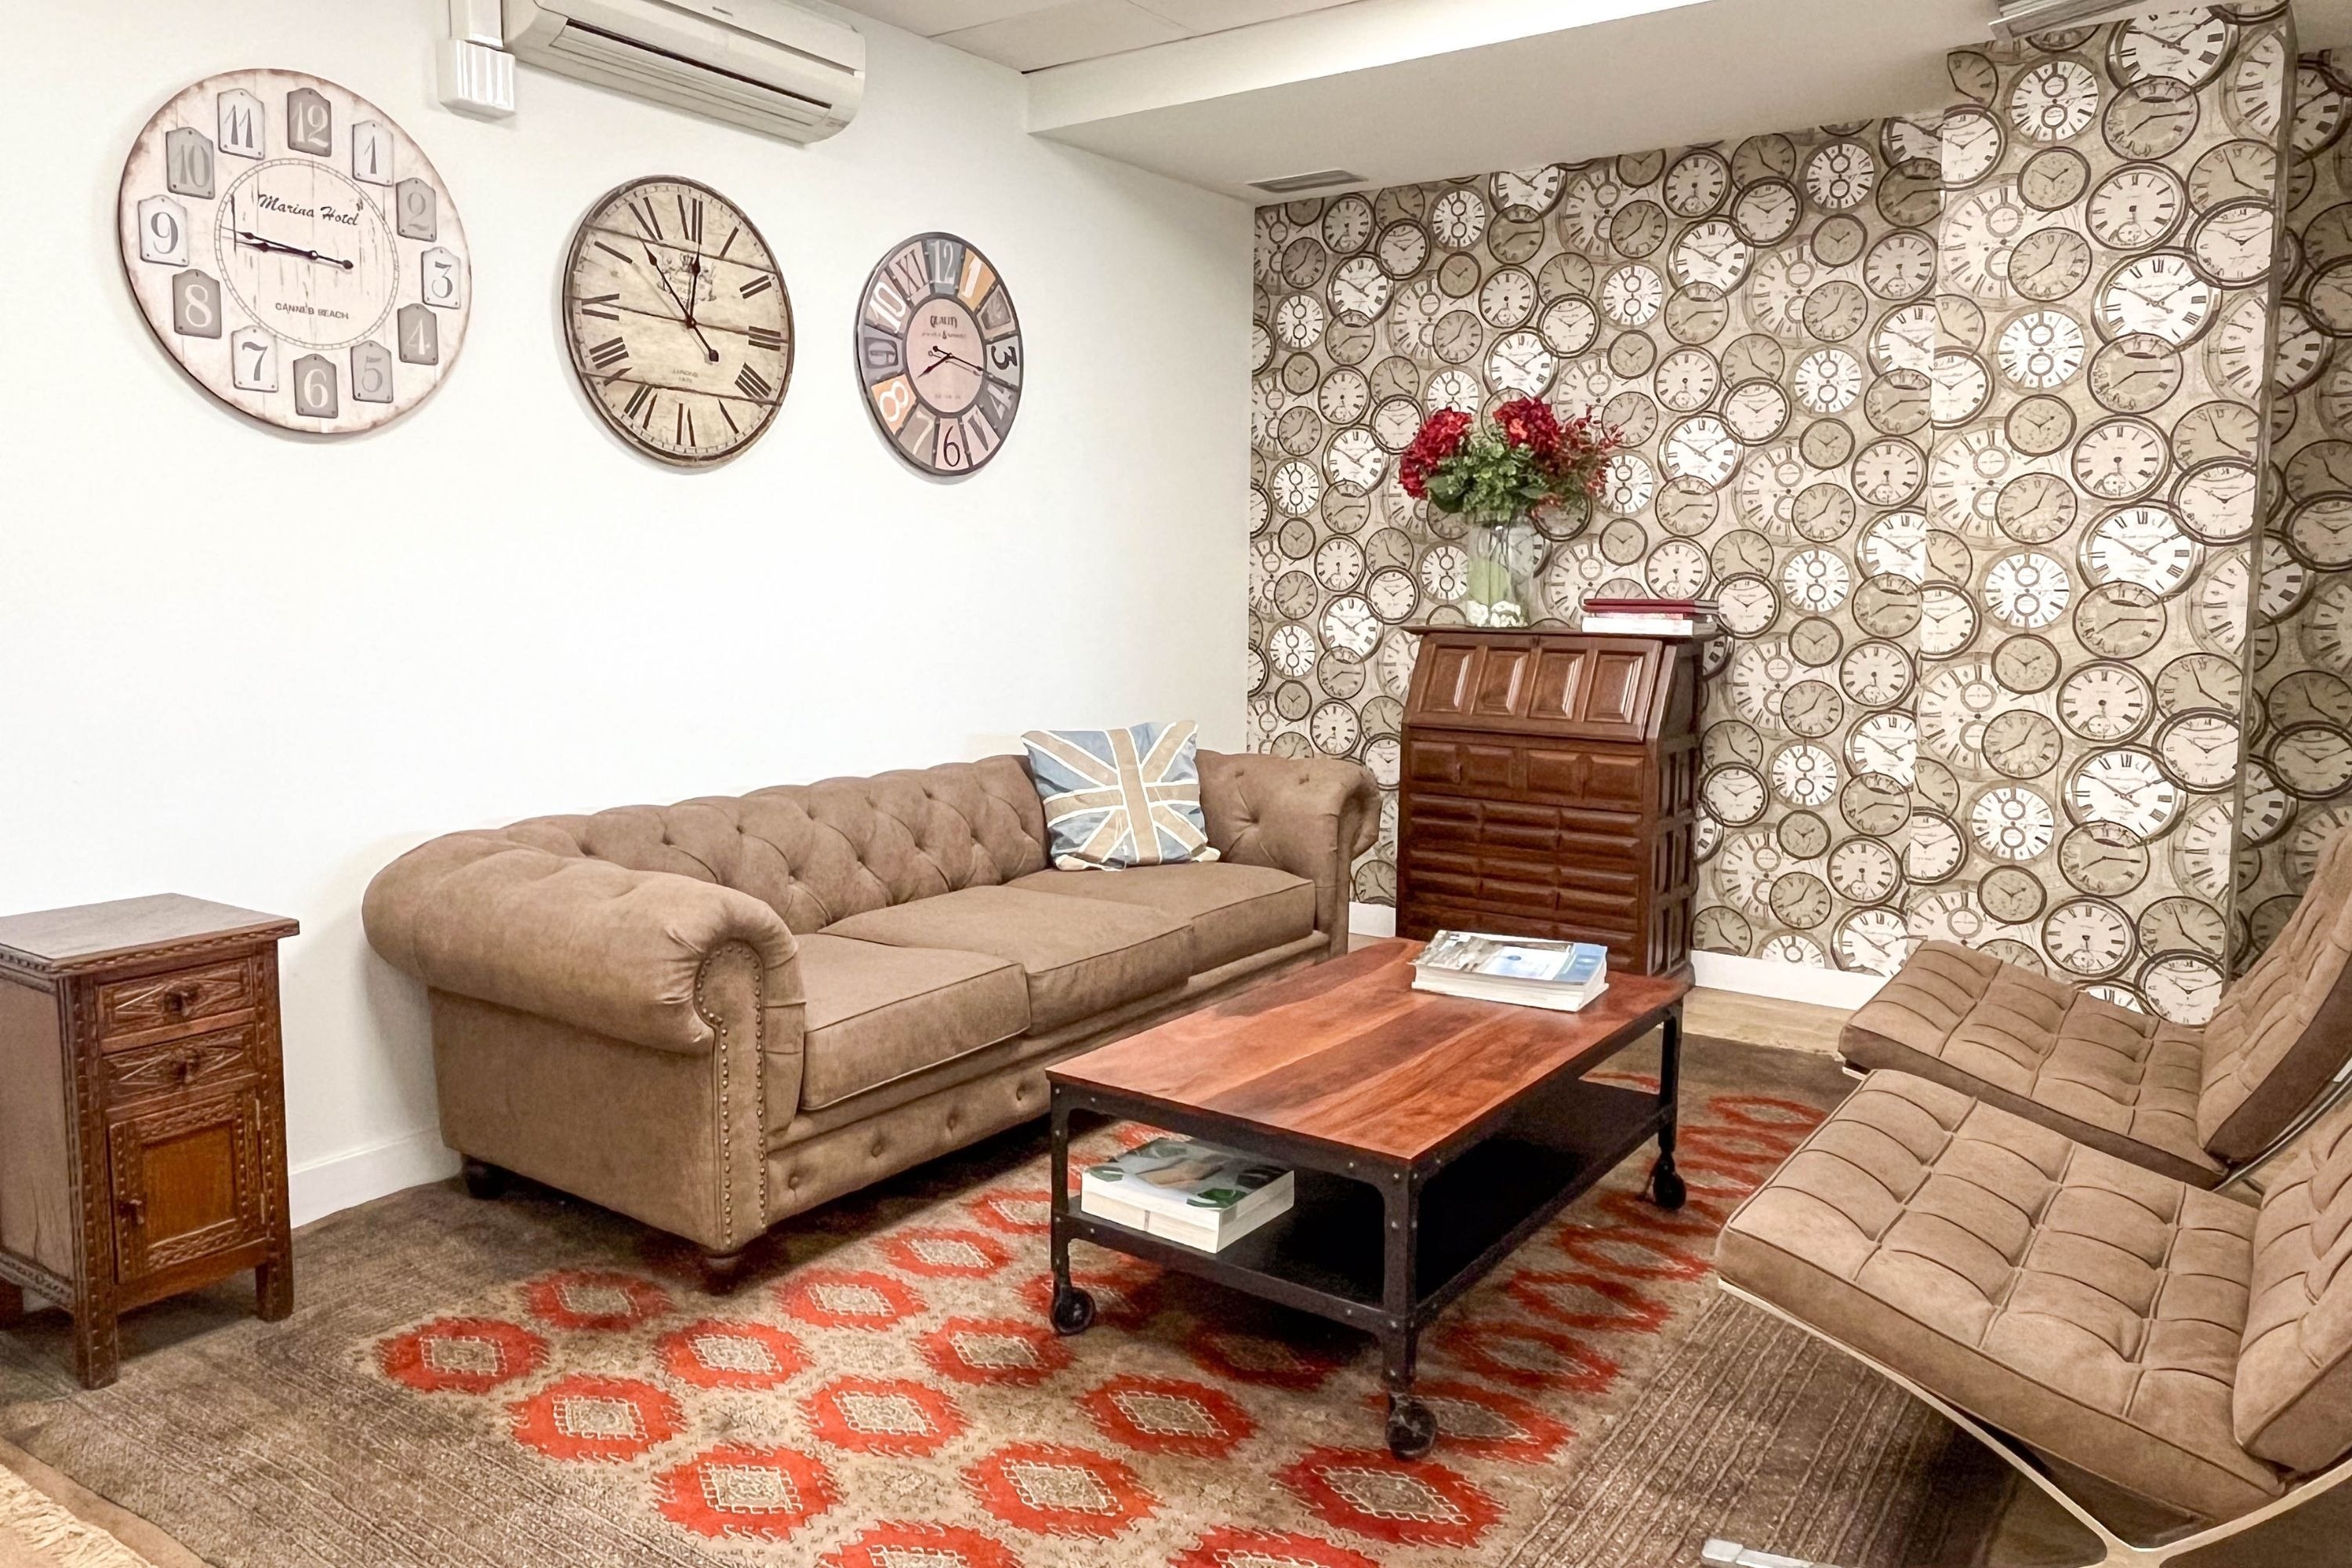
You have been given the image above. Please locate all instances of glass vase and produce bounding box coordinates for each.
[1459,514,1542,627]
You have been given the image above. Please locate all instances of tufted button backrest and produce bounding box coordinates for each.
[2198,826,2352,1163]
[498,756,1049,933]
[2236,1097,2352,1473]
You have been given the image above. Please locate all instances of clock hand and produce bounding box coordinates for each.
[927,346,985,376]
[234,229,353,269]
[644,243,720,364]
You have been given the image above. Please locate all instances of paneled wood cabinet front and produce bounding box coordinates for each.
[1398,628,1703,976]
[0,896,297,1387]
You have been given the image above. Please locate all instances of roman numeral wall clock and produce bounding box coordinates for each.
[118,70,473,436]
[561,176,794,466]
[858,233,1023,477]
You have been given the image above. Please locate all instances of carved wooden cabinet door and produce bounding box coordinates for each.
[106,1088,268,1287]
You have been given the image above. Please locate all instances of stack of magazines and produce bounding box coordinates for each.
[1580,596,1719,636]
[1412,929,1610,1011]
[1079,1137,1294,1252]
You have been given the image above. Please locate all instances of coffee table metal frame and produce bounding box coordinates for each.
[1047,999,1685,1459]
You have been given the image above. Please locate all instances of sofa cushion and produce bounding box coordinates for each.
[1842,941,2220,1187]
[1007,863,1316,972]
[1719,1072,2278,1523]
[789,935,1029,1112]
[2235,1095,2352,1473]
[1022,721,1218,870]
[822,887,1191,1031]
[2198,825,2352,1164]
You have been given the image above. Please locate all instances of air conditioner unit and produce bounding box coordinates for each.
[504,0,864,143]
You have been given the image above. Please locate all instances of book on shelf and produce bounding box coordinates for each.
[1411,928,1610,1011]
[1581,612,1721,636]
[1078,1136,1294,1252]
[1580,595,1720,636]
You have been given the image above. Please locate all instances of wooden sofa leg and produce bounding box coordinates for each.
[699,1247,753,1296]
[459,1158,510,1200]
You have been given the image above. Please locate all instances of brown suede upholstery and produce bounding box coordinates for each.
[1720,1073,2279,1523]
[790,935,1027,1112]
[1199,750,1377,960]
[1841,942,2220,1185]
[824,887,1192,1029]
[2236,1098,2352,1472]
[2199,828,2352,1163]
[1007,863,1316,971]
[364,748,1377,1254]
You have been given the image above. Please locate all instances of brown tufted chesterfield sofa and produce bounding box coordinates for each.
[1719,1072,2352,1563]
[1838,824,2352,1189]
[363,750,1377,1286]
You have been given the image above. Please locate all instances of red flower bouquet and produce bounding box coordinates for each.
[1399,397,1624,523]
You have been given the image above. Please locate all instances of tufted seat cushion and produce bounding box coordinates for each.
[1007,863,1316,973]
[1719,1072,2278,1523]
[788,936,1029,1113]
[822,886,1192,1031]
[2234,1098,2352,1472]
[1842,942,2220,1186]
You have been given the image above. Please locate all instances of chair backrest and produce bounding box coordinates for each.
[2236,1095,2352,1473]
[495,757,1051,935]
[2198,826,2352,1163]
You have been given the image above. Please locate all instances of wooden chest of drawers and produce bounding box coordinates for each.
[0,895,298,1386]
[1397,627,1704,976]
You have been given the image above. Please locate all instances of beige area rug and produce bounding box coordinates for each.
[0,1036,2012,1567]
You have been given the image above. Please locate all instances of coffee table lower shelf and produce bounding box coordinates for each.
[1046,1017,1684,1460]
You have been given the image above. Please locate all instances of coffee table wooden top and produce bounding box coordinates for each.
[1050,939,1688,1167]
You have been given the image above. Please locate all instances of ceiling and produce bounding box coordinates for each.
[821,0,1360,72]
[831,0,2352,199]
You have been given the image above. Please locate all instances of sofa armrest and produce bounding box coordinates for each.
[1197,750,1379,956]
[362,832,802,1055]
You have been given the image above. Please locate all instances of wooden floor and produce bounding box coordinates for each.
[1348,934,1854,1058]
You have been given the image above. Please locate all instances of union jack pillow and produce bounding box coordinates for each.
[1021,721,1221,871]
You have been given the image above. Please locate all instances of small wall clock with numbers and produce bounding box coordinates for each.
[117,69,470,436]
[857,233,1023,476]
[561,177,793,466]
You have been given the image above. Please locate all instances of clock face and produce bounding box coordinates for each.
[858,233,1023,477]
[561,178,791,467]
[118,70,471,435]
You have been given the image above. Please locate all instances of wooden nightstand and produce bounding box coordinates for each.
[0,895,299,1386]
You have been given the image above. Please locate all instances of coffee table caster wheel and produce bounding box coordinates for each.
[1385,1395,1437,1460]
[1050,1284,1095,1337]
[1650,1160,1686,1211]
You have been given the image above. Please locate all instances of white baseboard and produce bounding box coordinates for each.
[1692,951,1886,1009]
[289,1127,459,1229]
[1348,901,1396,937]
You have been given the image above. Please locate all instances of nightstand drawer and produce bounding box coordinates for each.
[102,1025,260,1107]
[95,960,255,1044]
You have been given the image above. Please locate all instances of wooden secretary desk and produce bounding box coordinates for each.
[1397,627,1704,977]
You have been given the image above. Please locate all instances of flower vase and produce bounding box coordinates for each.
[1460,516,1541,627]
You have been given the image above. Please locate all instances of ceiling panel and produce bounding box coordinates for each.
[935,0,1189,71]
[1131,0,1356,31]
[826,0,1070,35]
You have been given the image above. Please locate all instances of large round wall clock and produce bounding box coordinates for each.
[561,177,793,466]
[856,232,1023,476]
[117,70,470,435]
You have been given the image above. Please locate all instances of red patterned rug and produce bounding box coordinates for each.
[0,1036,1933,1568]
[363,1065,1826,1566]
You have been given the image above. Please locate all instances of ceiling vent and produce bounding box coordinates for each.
[1989,0,2147,41]
[1249,169,1365,195]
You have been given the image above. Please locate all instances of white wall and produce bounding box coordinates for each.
[0,0,1251,1221]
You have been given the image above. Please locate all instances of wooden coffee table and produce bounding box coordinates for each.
[1045,938,1690,1459]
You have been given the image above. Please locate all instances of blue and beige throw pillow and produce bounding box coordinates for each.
[1022,721,1220,871]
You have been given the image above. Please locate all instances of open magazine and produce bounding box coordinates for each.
[1413,929,1609,1011]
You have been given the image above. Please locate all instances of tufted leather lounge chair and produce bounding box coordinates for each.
[1838,827,2352,1190]
[1718,1071,2352,1565]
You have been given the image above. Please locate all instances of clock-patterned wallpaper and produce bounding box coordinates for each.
[1247,5,2302,1025]
[2241,49,2352,959]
